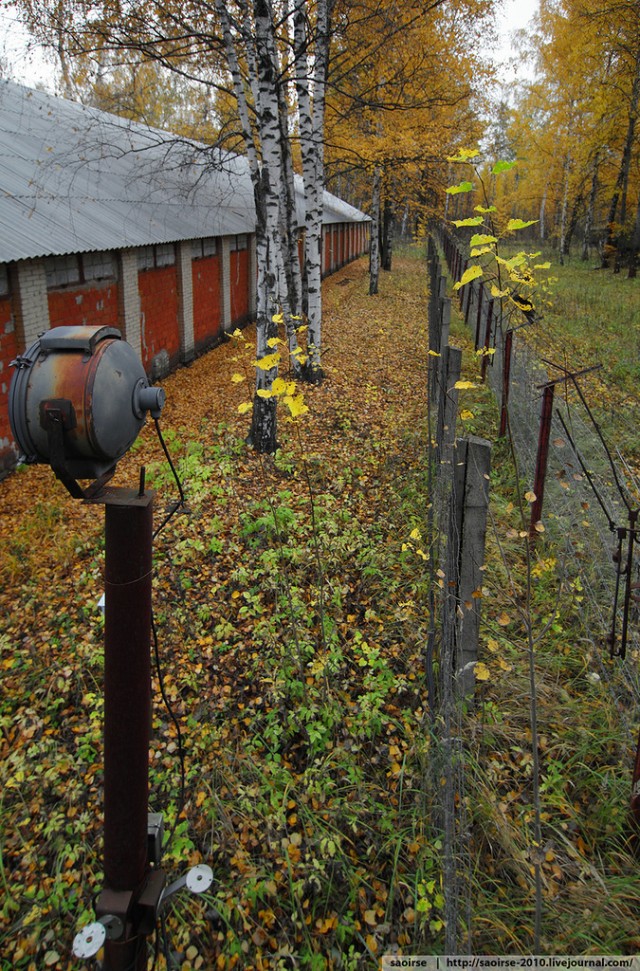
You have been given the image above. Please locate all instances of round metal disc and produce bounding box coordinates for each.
[186,864,214,894]
[73,921,107,959]
[102,915,124,940]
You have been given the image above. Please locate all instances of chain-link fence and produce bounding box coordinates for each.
[437,226,640,733]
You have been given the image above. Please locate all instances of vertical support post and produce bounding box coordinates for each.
[436,344,462,469]
[530,384,555,538]
[499,328,514,438]
[458,260,468,306]
[99,488,155,971]
[463,277,474,326]
[474,283,484,350]
[480,299,494,383]
[453,436,492,698]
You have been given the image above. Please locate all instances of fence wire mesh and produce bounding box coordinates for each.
[444,231,640,745]
[430,230,640,953]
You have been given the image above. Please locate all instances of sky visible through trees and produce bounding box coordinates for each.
[0,0,539,92]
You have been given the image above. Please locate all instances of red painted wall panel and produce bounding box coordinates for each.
[0,296,16,463]
[139,265,179,371]
[193,254,222,346]
[230,250,249,323]
[47,282,119,330]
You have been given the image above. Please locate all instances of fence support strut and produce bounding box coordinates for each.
[480,300,494,383]
[499,329,514,438]
[530,384,555,539]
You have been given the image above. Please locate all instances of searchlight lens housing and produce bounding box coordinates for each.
[9,325,165,489]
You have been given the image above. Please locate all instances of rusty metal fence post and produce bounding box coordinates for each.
[499,328,514,438]
[530,383,555,538]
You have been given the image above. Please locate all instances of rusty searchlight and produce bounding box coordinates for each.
[9,325,165,498]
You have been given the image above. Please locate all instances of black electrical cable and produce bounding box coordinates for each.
[151,610,187,859]
[148,416,187,853]
[152,416,187,540]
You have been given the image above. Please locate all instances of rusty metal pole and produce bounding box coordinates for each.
[530,384,555,539]
[499,329,514,438]
[100,487,154,971]
[474,282,484,350]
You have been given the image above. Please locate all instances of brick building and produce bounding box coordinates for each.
[0,80,370,473]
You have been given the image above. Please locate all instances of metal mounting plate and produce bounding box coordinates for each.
[72,921,107,959]
[186,864,214,894]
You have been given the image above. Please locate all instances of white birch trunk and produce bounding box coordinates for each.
[539,184,547,242]
[369,167,381,295]
[294,0,332,382]
[559,156,571,266]
[247,0,286,451]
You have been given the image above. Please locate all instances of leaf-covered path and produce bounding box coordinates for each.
[0,253,439,970]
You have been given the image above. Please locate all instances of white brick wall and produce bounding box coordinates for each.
[221,236,232,331]
[14,260,49,347]
[177,241,195,361]
[117,250,142,359]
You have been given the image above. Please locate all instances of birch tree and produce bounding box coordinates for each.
[293,0,333,381]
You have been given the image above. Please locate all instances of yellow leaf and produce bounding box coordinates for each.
[447,147,481,162]
[428,349,441,357]
[272,312,284,324]
[506,218,538,231]
[284,394,308,418]
[254,352,280,370]
[363,909,378,926]
[453,264,483,290]
[451,216,484,227]
[231,372,246,383]
[267,337,283,348]
[460,409,474,420]
[316,915,338,934]
[271,377,289,395]
[409,527,421,541]
[534,262,551,270]
[475,662,491,682]
[238,402,252,414]
[256,389,274,398]
[454,380,476,390]
[491,284,510,298]
[469,233,498,246]
[524,491,537,503]
[366,934,378,954]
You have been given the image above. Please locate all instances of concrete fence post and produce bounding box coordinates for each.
[446,436,492,697]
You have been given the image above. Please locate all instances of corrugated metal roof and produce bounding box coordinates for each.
[0,80,369,263]
[322,189,370,225]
